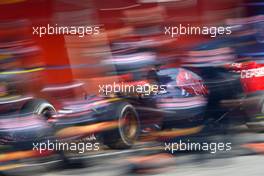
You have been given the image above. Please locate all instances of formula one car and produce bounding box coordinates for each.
[48,51,208,151]
[19,38,207,154]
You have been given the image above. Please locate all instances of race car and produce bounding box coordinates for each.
[49,66,208,149]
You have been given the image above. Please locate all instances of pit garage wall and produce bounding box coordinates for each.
[0,0,73,86]
[0,0,247,96]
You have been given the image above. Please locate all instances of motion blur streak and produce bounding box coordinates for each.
[55,121,119,138]
[0,0,264,176]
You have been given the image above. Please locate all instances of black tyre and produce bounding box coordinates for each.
[104,102,140,149]
[20,99,56,119]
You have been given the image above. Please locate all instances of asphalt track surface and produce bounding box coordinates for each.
[3,125,264,176]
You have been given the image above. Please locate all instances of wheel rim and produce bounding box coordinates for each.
[39,107,56,119]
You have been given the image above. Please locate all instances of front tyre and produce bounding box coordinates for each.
[20,99,56,119]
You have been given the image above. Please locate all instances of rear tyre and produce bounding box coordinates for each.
[104,102,140,149]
